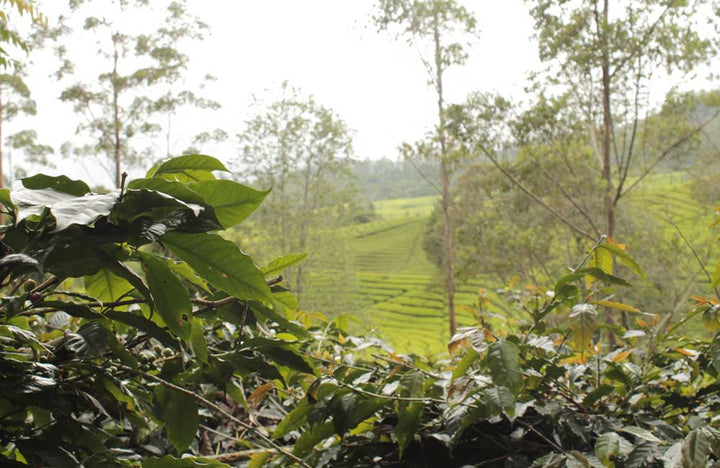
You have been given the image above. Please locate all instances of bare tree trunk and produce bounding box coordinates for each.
[434,9,456,337]
[600,0,614,238]
[113,36,122,189]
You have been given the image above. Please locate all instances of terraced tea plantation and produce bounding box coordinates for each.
[343,209,512,355]
[333,172,714,355]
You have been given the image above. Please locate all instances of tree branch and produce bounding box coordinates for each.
[620,109,720,199]
[474,140,595,240]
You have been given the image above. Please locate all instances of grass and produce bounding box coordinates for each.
[373,196,437,220]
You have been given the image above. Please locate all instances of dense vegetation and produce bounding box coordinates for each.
[3,158,720,467]
[5,0,720,466]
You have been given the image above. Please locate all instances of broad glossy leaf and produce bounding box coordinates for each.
[486,340,522,395]
[162,232,271,302]
[682,428,709,468]
[591,246,614,275]
[293,421,334,457]
[84,268,134,303]
[483,386,515,416]
[157,386,198,453]
[452,347,478,380]
[150,154,228,182]
[190,318,208,363]
[127,178,207,206]
[274,399,311,439]
[271,285,300,313]
[332,392,386,435]
[396,400,423,456]
[570,303,598,351]
[12,187,117,232]
[711,259,720,289]
[139,251,192,341]
[262,253,308,278]
[0,253,38,269]
[21,174,90,196]
[44,243,104,277]
[242,337,314,374]
[598,243,646,279]
[595,432,620,466]
[249,301,309,338]
[621,426,662,443]
[190,179,269,228]
[112,189,204,223]
[64,322,109,358]
[589,300,641,314]
[625,442,655,468]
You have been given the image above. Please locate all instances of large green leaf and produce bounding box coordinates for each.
[711,259,720,290]
[621,426,662,443]
[262,253,308,278]
[486,340,522,395]
[21,174,90,196]
[44,243,104,277]
[12,187,117,232]
[139,251,192,341]
[682,428,710,468]
[112,189,204,223]
[483,386,515,417]
[190,179,269,229]
[156,386,198,453]
[162,232,271,302]
[570,303,598,352]
[64,322,109,359]
[595,432,620,467]
[396,371,425,456]
[127,178,207,206]
[249,301,309,338]
[332,392,385,435]
[190,318,208,363]
[149,154,229,183]
[274,399,311,439]
[597,243,646,279]
[84,268,134,303]
[293,421,334,457]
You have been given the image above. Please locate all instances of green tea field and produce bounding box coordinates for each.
[335,171,713,355]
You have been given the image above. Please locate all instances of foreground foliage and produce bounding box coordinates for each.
[2,157,720,467]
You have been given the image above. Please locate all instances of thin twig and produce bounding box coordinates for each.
[517,420,565,453]
[371,353,443,380]
[669,221,719,299]
[475,139,594,240]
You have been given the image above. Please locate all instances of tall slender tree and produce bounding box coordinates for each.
[237,84,355,303]
[374,0,478,336]
[525,0,720,238]
[50,0,217,188]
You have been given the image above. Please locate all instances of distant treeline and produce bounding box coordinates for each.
[352,158,439,200]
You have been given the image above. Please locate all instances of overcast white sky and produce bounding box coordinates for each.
[18,1,538,186]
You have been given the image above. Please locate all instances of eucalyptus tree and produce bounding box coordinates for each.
[50,0,217,188]
[237,84,356,302]
[0,2,52,187]
[374,0,478,336]
[525,0,720,238]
